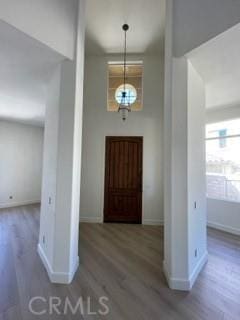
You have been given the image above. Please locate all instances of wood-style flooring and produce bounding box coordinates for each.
[0,204,239,319]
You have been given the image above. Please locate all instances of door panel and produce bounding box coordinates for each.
[104,137,143,223]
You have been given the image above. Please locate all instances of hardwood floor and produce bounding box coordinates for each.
[0,204,239,319]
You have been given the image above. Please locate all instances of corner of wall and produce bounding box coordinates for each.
[38,243,79,284]
[163,251,208,291]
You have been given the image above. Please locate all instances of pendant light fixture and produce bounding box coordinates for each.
[118,24,130,121]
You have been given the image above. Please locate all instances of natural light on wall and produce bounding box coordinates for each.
[206,119,240,202]
[108,63,143,111]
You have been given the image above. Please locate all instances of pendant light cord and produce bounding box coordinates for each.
[123,28,127,93]
[118,24,129,121]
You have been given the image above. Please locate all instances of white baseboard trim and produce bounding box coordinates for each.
[189,251,208,289]
[0,200,40,209]
[163,260,190,291]
[142,219,164,226]
[80,216,103,223]
[207,221,240,236]
[163,251,208,291]
[37,244,79,284]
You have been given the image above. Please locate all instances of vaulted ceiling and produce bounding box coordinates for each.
[0,1,165,126]
[0,20,64,126]
[188,23,240,110]
[85,0,165,55]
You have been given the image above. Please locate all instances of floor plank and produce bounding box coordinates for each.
[0,205,239,319]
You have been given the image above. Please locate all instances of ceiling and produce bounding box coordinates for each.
[0,1,165,126]
[0,20,64,126]
[188,23,240,110]
[173,0,240,57]
[85,0,165,55]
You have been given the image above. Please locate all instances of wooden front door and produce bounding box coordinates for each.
[104,137,143,223]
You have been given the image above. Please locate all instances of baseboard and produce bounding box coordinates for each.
[0,200,40,209]
[207,221,240,236]
[189,251,208,289]
[142,219,164,226]
[163,260,190,291]
[37,244,79,284]
[80,216,103,223]
[163,251,208,291]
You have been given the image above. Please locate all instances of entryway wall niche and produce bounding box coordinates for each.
[80,54,164,225]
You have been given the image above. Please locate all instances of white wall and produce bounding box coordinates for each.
[38,0,86,284]
[206,104,240,123]
[80,55,164,225]
[164,57,207,290]
[163,0,173,283]
[40,65,61,267]
[207,199,240,235]
[39,60,81,283]
[187,61,207,275]
[0,120,43,208]
[39,59,83,283]
[0,0,78,59]
[163,3,207,287]
[170,57,188,281]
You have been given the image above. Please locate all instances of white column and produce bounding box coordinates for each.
[163,0,207,290]
[163,56,189,290]
[38,0,86,284]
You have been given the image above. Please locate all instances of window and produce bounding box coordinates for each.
[206,119,240,202]
[219,129,227,148]
[115,84,137,105]
[108,63,143,111]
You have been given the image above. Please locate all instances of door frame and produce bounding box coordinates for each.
[103,136,143,224]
